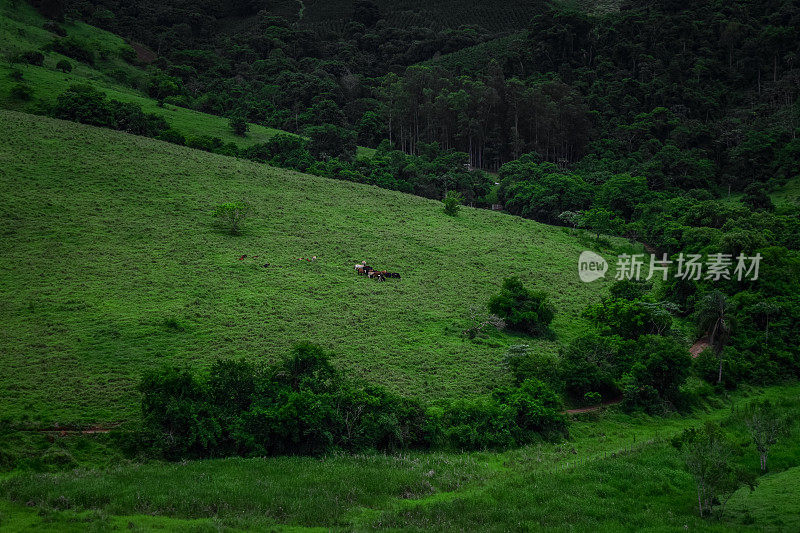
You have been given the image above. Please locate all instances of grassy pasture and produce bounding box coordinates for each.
[0,109,626,425]
[1,384,798,531]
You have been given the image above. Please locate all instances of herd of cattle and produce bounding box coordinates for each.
[354,261,401,281]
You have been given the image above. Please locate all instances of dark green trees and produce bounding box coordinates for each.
[488,277,554,337]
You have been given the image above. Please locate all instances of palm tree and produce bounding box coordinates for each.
[695,291,732,384]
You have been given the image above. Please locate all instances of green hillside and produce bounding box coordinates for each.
[0,109,629,425]
[1,383,798,530]
[0,0,375,158]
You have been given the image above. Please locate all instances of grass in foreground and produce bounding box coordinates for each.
[1,384,798,531]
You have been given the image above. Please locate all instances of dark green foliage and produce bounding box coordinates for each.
[488,277,554,337]
[154,128,185,145]
[53,85,169,137]
[9,69,23,81]
[16,50,44,66]
[622,336,692,412]
[742,182,775,211]
[609,279,651,301]
[229,115,248,136]
[560,334,632,401]
[139,344,567,458]
[583,297,674,340]
[10,83,34,101]
[47,37,94,65]
[55,59,71,73]
[306,123,356,162]
[42,20,66,36]
[30,0,65,21]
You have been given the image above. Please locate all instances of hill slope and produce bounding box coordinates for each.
[0,0,375,157]
[0,110,626,425]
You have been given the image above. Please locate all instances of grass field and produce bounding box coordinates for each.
[1,384,797,530]
[0,109,632,426]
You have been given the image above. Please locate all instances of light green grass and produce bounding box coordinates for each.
[727,466,800,531]
[0,109,626,425]
[2,384,798,531]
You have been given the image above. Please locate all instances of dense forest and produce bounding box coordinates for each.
[52,0,799,179]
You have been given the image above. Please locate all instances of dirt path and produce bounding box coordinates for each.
[690,336,710,358]
[18,423,122,435]
[563,398,622,414]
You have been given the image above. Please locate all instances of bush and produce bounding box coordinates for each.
[213,201,251,235]
[55,59,72,73]
[47,37,94,65]
[488,277,555,336]
[10,84,34,101]
[54,84,113,125]
[622,335,692,411]
[560,334,631,400]
[155,128,186,145]
[9,69,23,81]
[584,391,602,405]
[43,21,67,37]
[443,190,463,216]
[53,85,169,137]
[186,135,224,152]
[17,50,44,66]
[138,343,569,459]
[229,116,248,136]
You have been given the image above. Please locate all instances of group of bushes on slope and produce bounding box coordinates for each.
[136,343,567,460]
[501,273,800,415]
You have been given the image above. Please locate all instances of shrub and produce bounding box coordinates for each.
[17,50,44,66]
[10,84,34,101]
[488,277,555,336]
[48,37,94,65]
[622,335,692,411]
[186,135,224,152]
[213,201,251,235]
[43,21,67,37]
[502,344,561,387]
[53,84,115,126]
[138,366,222,460]
[155,128,186,145]
[560,334,631,400]
[55,59,72,73]
[9,69,23,81]
[138,343,569,459]
[229,115,248,136]
[443,190,463,216]
[584,391,602,405]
